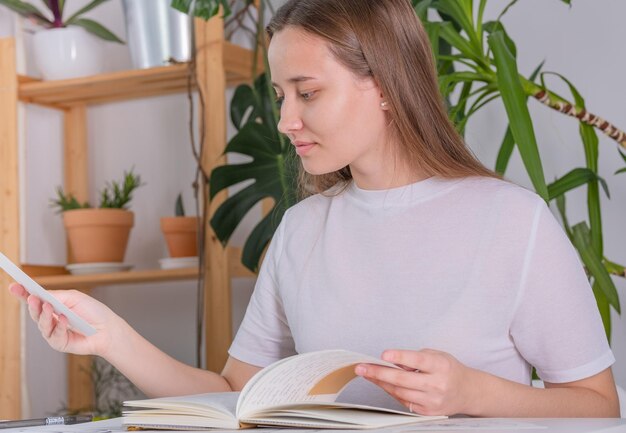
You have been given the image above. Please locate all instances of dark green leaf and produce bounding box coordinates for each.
[210,73,298,272]
[494,61,543,175]
[495,127,514,175]
[432,0,481,53]
[71,18,124,43]
[572,223,620,314]
[0,0,52,26]
[483,21,516,58]
[65,0,109,25]
[438,22,483,66]
[241,211,279,273]
[592,282,611,341]
[412,0,432,20]
[555,194,573,240]
[171,0,193,14]
[615,149,626,175]
[489,31,548,200]
[175,193,185,217]
[547,168,609,200]
[604,258,626,276]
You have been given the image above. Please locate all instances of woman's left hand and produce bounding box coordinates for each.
[355,348,479,416]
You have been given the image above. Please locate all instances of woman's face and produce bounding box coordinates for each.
[268,27,391,181]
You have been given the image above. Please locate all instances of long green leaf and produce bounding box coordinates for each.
[65,0,109,25]
[493,61,544,175]
[555,194,573,240]
[433,0,482,54]
[547,168,609,201]
[438,22,484,67]
[572,223,620,314]
[580,123,603,254]
[495,127,515,175]
[483,21,516,58]
[489,31,548,200]
[71,18,124,43]
[593,282,611,341]
[0,0,52,26]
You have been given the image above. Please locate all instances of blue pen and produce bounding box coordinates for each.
[0,415,93,429]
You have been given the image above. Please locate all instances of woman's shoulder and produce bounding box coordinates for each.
[458,176,546,210]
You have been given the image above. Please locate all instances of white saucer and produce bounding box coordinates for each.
[158,256,199,270]
[66,262,133,275]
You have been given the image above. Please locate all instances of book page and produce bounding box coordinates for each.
[237,350,397,417]
[124,391,239,423]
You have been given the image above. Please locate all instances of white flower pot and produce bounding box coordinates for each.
[32,27,104,80]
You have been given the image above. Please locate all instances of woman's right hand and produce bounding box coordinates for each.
[8,283,118,357]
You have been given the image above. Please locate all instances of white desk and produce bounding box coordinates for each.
[1,417,625,433]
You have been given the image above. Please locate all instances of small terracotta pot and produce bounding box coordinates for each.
[160,216,199,257]
[63,209,134,263]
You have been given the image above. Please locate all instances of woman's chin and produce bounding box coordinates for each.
[301,163,343,176]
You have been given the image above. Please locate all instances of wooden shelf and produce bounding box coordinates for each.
[35,267,199,290]
[22,246,253,291]
[18,41,263,109]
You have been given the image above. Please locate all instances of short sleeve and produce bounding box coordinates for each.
[228,213,296,367]
[510,201,614,383]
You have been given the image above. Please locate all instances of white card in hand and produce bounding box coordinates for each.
[0,252,97,336]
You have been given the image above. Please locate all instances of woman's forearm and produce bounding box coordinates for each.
[468,368,620,417]
[102,318,232,397]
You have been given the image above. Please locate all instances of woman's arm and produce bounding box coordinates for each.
[103,317,262,396]
[10,283,262,397]
[356,348,619,417]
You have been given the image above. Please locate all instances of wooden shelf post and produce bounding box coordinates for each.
[195,17,233,373]
[63,102,93,412]
[0,37,23,419]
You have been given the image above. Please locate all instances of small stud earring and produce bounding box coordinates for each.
[380,101,388,108]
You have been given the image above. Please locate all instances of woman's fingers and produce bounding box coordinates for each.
[382,349,444,373]
[49,314,70,351]
[8,283,28,300]
[357,363,425,389]
[26,295,43,322]
[38,302,56,339]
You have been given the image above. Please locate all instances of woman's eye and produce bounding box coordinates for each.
[300,91,315,101]
[275,96,284,106]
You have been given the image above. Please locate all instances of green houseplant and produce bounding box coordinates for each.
[184,1,626,340]
[51,169,143,264]
[0,0,124,42]
[0,0,124,80]
[160,193,200,258]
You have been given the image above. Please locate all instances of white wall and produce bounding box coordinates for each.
[3,0,625,416]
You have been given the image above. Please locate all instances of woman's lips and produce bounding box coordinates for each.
[293,141,317,156]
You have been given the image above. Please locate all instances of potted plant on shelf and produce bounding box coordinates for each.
[50,169,143,268]
[161,193,199,257]
[0,0,124,80]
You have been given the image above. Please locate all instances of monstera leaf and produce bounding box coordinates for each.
[209,73,298,273]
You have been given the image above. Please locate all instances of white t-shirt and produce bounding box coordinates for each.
[229,176,614,409]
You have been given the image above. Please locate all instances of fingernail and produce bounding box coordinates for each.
[383,351,395,362]
[355,365,367,375]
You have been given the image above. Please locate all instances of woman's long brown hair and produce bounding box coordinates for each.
[267,0,498,197]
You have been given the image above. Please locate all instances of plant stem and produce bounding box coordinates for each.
[49,0,64,27]
[522,80,626,147]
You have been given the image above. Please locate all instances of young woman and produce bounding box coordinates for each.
[9,0,618,417]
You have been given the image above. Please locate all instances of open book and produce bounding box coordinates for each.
[123,350,446,430]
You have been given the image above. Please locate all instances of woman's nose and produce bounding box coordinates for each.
[277,101,303,134]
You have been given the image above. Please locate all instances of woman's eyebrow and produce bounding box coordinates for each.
[271,76,318,88]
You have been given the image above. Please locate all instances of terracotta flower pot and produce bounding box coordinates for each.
[63,209,134,263]
[160,216,199,258]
